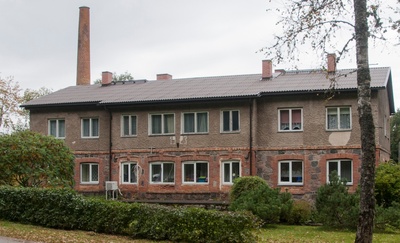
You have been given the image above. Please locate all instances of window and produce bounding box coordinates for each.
[121,162,138,184]
[221,110,240,132]
[81,118,99,138]
[326,107,351,130]
[279,109,302,131]
[150,113,174,135]
[150,162,175,183]
[80,163,99,184]
[279,160,303,185]
[327,160,352,184]
[182,112,208,133]
[48,119,65,138]
[222,160,240,184]
[121,115,137,136]
[183,161,208,183]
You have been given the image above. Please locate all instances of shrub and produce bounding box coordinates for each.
[230,176,269,201]
[0,186,260,243]
[375,161,400,207]
[375,202,400,230]
[287,200,312,225]
[314,172,359,228]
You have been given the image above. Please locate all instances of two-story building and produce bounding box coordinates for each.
[21,56,395,201]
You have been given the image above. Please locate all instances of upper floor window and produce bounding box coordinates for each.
[327,160,353,184]
[222,160,240,184]
[121,162,138,184]
[182,112,208,134]
[81,118,99,138]
[221,110,240,132]
[326,107,351,130]
[183,161,208,183]
[80,163,99,184]
[279,108,302,131]
[48,119,65,138]
[150,113,174,135]
[121,115,137,137]
[278,160,303,185]
[150,162,175,183]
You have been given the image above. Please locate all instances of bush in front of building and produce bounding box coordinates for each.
[375,160,400,208]
[0,186,261,243]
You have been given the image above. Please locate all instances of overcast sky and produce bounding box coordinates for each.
[0,0,399,109]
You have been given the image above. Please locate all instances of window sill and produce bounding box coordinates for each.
[121,135,138,138]
[278,130,303,133]
[80,182,99,185]
[220,131,241,134]
[181,132,209,135]
[326,129,352,132]
[278,183,304,186]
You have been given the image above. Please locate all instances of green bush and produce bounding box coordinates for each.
[314,172,359,228]
[287,200,312,225]
[375,202,400,230]
[375,161,400,207]
[229,176,293,224]
[0,186,260,243]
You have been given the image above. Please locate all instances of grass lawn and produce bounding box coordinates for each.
[1,220,400,243]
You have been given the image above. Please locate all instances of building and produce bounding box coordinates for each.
[21,56,395,201]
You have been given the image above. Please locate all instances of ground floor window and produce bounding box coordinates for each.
[327,160,352,184]
[183,161,208,183]
[222,160,240,184]
[278,160,303,185]
[150,162,175,183]
[81,163,99,184]
[121,162,138,184]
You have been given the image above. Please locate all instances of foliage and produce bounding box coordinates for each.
[286,200,313,225]
[314,172,359,228]
[391,109,400,162]
[0,186,261,243]
[94,71,134,84]
[0,130,74,187]
[375,160,400,207]
[375,203,400,230]
[0,76,23,133]
[229,176,293,224]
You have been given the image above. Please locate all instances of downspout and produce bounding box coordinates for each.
[249,98,253,175]
[105,106,112,181]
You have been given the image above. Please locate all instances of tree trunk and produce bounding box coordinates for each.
[354,0,376,242]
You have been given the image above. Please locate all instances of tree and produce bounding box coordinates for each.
[0,76,23,133]
[391,109,400,162]
[19,87,53,130]
[93,71,134,84]
[262,1,395,241]
[0,130,75,188]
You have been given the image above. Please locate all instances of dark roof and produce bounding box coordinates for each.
[22,67,394,111]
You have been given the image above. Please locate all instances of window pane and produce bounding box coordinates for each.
[196,163,208,182]
[232,111,239,131]
[131,116,137,135]
[340,108,351,129]
[91,164,99,182]
[341,160,352,183]
[184,113,195,133]
[327,108,338,129]
[292,110,302,130]
[184,164,194,182]
[91,119,99,137]
[280,110,289,130]
[151,164,161,182]
[130,164,137,183]
[49,120,57,136]
[223,111,230,131]
[197,113,208,132]
[81,164,89,182]
[82,119,90,137]
[123,116,130,136]
[280,163,289,182]
[292,161,302,183]
[328,162,338,181]
[163,163,174,182]
[58,120,65,137]
[164,114,174,134]
[232,162,240,180]
[151,115,162,134]
[123,164,129,182]
[223,163,230,183]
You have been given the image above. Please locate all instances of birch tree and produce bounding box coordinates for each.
[0,76,23,133]
[262,0,396,242]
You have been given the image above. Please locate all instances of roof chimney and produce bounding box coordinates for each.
[76,6,91,85]
[262,60,272,79]
[157,73,173,80]
[327,53,336,73]
[102,71,113,86]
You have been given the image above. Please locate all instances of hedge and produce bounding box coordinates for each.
[0,186,261,242]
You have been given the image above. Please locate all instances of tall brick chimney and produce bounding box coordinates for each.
[76,6,91,85]
[327,53,336,73]
[262,60,272,80]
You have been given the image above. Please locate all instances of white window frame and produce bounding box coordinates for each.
[81,118,99,138]
[278,160,304,185]
[150,162,175,184]
[222,160,240,184]
[149,113,175,135]
[278,108,303,132]
[121,162,138,184]
[80,163,99,184]
[327,160,353,185]
[182,161,209,184]
[181,111,209,134]
[326,107,352,131]
[48,119,65,139]
[221,110,240,133]
[121,115,137,137]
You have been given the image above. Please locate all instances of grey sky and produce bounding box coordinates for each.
[0,0,399,109]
